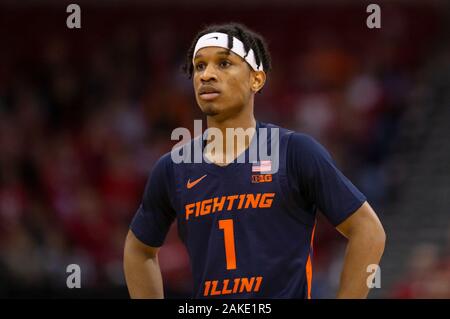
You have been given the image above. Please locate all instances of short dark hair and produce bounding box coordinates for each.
[183,22,272,78]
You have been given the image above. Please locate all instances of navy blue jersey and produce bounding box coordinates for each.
[130,121,366,298]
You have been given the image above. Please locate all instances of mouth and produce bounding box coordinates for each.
[198,86,221,101]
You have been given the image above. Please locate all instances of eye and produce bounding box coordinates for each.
[219,60,231,68]
[195,62,206,72]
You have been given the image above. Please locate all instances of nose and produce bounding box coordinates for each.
[200,64,218,82]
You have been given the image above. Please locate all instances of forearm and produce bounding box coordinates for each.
[124,232,164,299]
[336,229,385,298]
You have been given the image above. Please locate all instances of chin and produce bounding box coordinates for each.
[201,104,220,116]
[203,110,220,116]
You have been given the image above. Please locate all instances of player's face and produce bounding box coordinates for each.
[193,47,254,119]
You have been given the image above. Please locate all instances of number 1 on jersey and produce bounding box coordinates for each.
[218,219,237,270]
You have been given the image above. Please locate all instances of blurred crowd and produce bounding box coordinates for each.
[0,3,448,297]
[390,232,450,299]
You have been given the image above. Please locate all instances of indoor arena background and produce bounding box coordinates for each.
[0,0,449,298]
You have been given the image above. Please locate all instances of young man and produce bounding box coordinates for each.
[124,23,386,299]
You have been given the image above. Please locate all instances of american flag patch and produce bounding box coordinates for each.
[252,160,272,173]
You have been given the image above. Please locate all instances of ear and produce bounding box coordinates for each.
[250,70,266,93]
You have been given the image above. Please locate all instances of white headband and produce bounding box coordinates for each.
[192,32,264,72]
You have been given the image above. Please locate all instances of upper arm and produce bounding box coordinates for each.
[336,201,385,240]
[130,153,176,247]
[289,133,367,226]
[125,229,160,259]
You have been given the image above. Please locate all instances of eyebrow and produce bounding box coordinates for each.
[194,50,231,60]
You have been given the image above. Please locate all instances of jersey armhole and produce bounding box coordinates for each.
[277,131,316,227]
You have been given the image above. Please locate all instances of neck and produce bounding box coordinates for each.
[205,100,256,165]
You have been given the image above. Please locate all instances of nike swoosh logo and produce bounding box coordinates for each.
[187,174,207,189]
[207,36,218,40]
